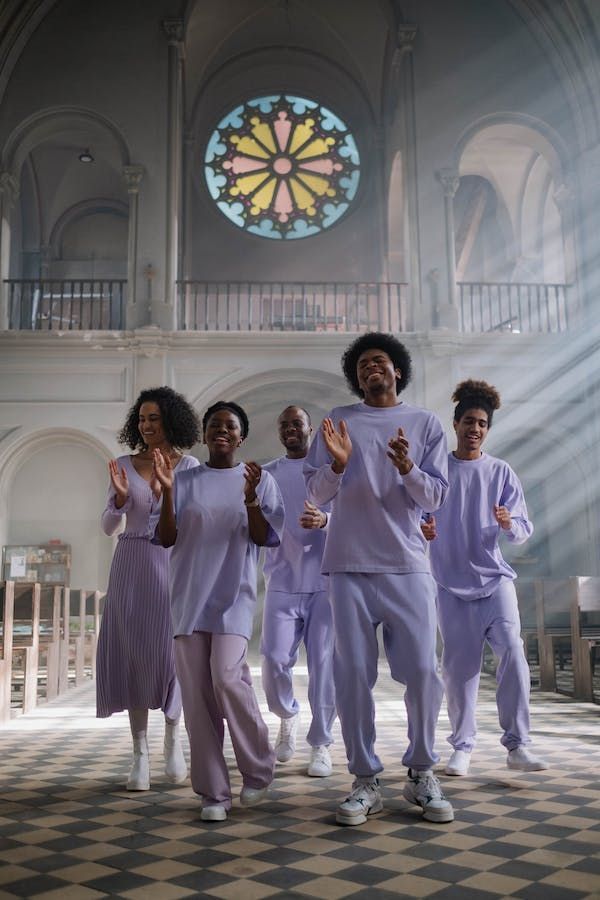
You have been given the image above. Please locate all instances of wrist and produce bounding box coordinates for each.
[319,512,327,528]
[331,460,345,474]
[245,495,260,507]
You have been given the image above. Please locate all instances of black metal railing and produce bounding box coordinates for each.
[5,279,127,330]
[176,280,409,333]
[457,282,570,333]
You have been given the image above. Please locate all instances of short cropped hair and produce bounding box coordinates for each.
[202,401,250,439]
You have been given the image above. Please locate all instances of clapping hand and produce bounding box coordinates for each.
[152,448,174,491]
[387,427,413,476]
[244,462,262,502]
[109,459,129,507]
[494,505,512,530]
[300,500,327,530]
[322,418,352,472]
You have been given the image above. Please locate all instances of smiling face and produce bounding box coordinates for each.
[454,407,489,459]
[203,408,243,466]
[277,406,312,458]
[356,348,401,403]
[138,401,167,449]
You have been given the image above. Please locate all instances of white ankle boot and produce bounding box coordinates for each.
[127,733,150,791]
[164,720,188,783]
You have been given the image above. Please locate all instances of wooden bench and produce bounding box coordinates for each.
[570,576,600,702]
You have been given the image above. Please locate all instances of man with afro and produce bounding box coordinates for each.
[304,332,454,826]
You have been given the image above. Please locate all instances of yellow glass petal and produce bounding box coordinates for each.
[289,176,316,211]
[295,172,330,196]
[250,117,277,154]
[250,177,277,213]
[235,171,271,196]
[296,136,335,160]
[289,119,315,155]
[231,135,270,159]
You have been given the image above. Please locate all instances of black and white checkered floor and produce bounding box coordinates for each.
[1,666,599,899]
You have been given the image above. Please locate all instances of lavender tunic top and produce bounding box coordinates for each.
[263,456,328,594]
[167,463,285,640]
[304,402,448,574]
[428,452,533,600]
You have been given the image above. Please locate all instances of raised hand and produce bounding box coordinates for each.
[494,504,512,530]
[421,515,437,542]
[300,500,327,530]
[152,448,174,491]
[244,461,262,502]
[322,418,352,472]
[387,427,413,476]
[109,459,129,506]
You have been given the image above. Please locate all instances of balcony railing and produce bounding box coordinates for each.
[176,280,409,333]
[458,282,570,333]
[4,279,126,331]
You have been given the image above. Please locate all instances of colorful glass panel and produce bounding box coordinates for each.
[205,95,360,240]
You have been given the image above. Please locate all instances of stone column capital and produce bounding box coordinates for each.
[162,18,184,45]
[392,24,418,70]
[437,167,460,198]
[123,165,144,194]
[0,171,19,205]
[553,179,576,216]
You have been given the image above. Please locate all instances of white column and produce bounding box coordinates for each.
[123,165,144,329]
[0,171,19,329]
[573,145,600,331]
[162,18,184,326]
[436,167,460,329]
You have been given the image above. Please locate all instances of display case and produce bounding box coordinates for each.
[2,542,71,586]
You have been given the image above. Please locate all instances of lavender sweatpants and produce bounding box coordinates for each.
[174,631,275,809]
[330,572,443,777]
[437,579,532,752]
[260,588,335,747]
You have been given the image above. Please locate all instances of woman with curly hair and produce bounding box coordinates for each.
[97,386,201,791]
[423,380,547,776]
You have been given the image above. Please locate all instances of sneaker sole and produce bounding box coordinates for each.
[444,767,469,776]
[201,807,227,821]
[336,799,383,826]
[507,761,549,772]
[402,786,454,823]
[307,767,333,777]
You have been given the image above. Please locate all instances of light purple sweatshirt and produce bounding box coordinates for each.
[304,401,448,574]
[428,452,533,600]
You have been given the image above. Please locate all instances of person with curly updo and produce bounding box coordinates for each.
[154,401,284,822]
[97,386,201,791]
[305,332,454,826]
[422,380,548,776]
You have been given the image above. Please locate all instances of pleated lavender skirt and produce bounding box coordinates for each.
[96,534,181,719]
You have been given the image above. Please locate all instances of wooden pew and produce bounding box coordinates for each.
[570,576,600,702]
[0,581,15,723]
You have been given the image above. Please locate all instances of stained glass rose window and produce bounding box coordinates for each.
[205,95,360,240]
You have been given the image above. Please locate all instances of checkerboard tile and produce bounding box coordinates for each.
[0,666,598,898]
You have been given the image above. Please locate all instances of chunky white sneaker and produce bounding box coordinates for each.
[307,745,332,777]
[127,735,150,791]
[403,769,454,823]
[240,785,270,807]
[507,746,549,771]
[201,804,227,821]
[336,778,383,826]
[275,713,299,763]
[164,721,188,784]
[445,749,471,776]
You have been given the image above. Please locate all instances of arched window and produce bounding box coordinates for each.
[204,94,360,240]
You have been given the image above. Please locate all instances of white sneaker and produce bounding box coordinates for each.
[275,713,299,762]
[164,721,188,784]
[127,735,150,791]
[403,769,454,823]
[445,749,471,776]
[307,745,332,777]
[240,785,270,807]
[201,804,227,821]
[336,778,383,826]
[507,746,549,771]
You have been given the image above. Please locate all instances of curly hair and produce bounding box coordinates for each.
[452,379,501,427]
[118,386,201,450]
[341,332,412,397]
[202,401,250,440]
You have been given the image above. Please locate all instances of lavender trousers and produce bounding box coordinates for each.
[330,572,443,777]
[174,632,275,809]
[260,588,335,747]
[437,579,532,752]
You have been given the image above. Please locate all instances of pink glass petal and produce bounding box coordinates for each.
[274,179,293,223]
[274,111,292,152]
[298,159,335,175]
[225,156,269,174]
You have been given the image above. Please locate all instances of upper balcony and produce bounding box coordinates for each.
[2,278,571,334]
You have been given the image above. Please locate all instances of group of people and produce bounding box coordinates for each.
[96,331,547,826]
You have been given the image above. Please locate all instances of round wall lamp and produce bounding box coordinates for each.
[78,148,94,163]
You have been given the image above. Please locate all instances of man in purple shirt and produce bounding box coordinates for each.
[305,332,454,826]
